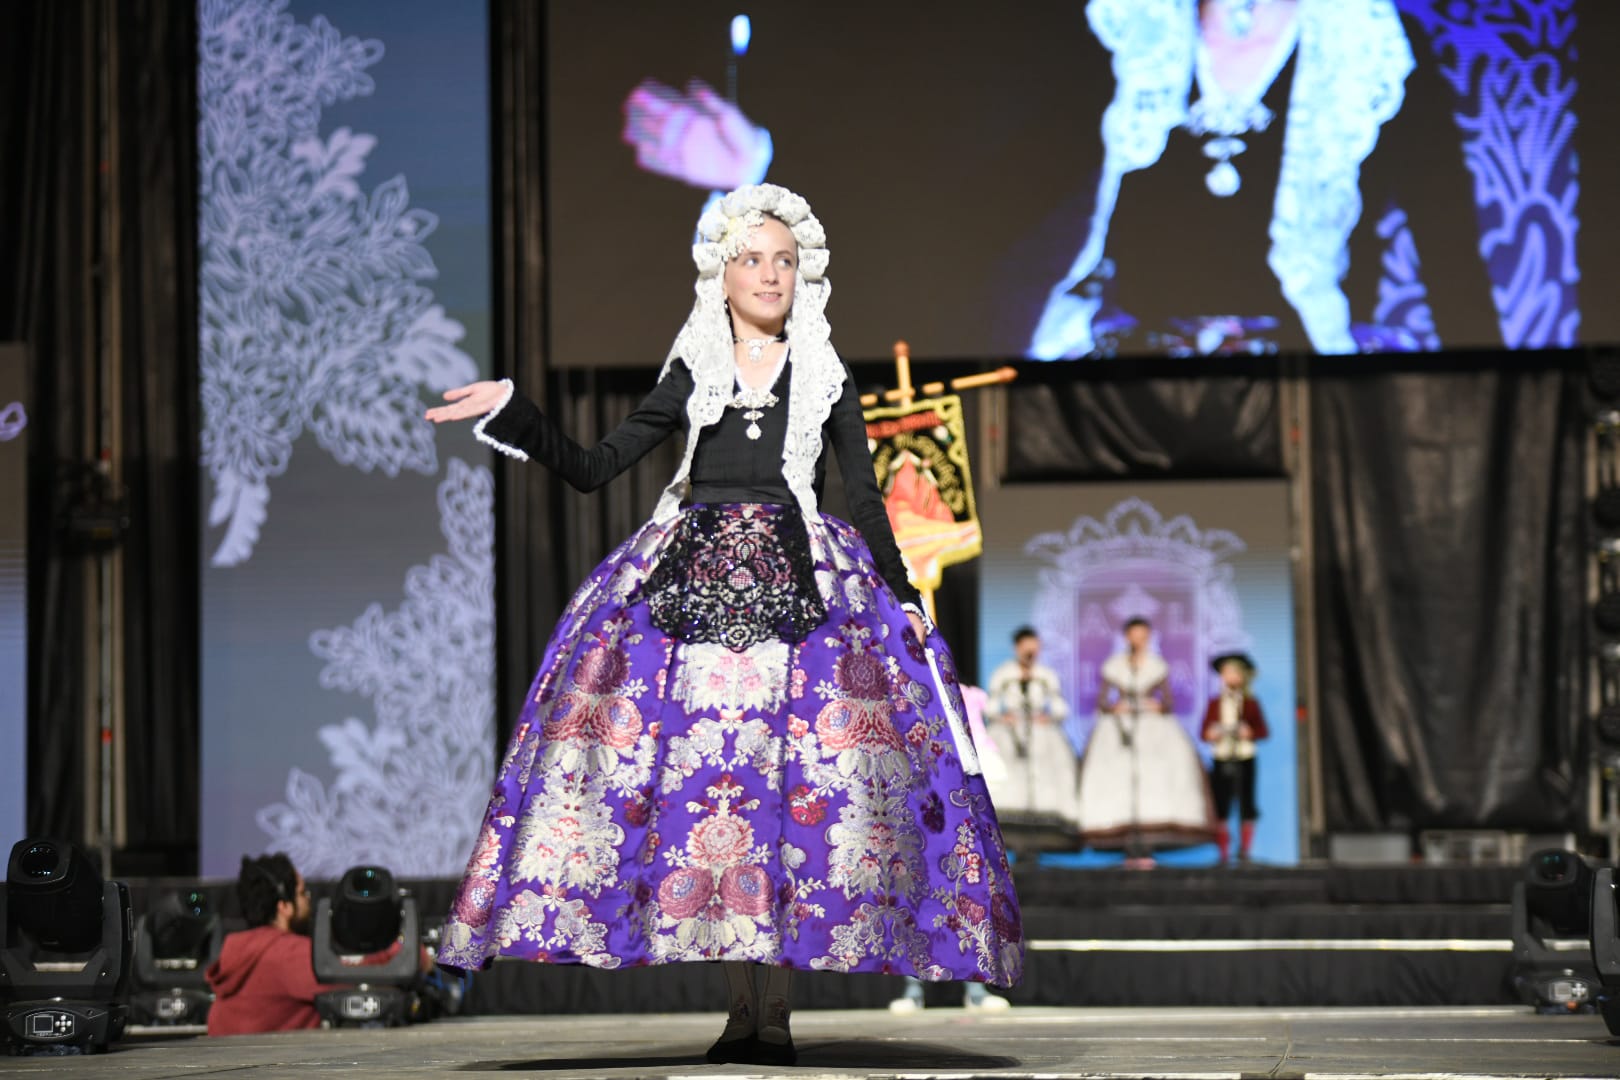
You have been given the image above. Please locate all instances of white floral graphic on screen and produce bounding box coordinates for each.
[199,0,477,566]
[255,458,495,876]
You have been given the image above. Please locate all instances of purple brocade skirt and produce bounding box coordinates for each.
[440,503,1023,987]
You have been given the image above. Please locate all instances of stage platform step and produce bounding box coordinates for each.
[451,919,1518,1015]
[1019,902,1510,941]
[1012,864,1520,908]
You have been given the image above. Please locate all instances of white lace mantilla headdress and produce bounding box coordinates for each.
[653,184,845,525]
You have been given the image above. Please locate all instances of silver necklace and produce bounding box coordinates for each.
[729,332,786,439]
[1189,1,1293,197]
[734,336,780,364]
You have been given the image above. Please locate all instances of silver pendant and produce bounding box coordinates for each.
[1206,159,1241,197]
[744,409,764,440]
[1224,0,1259,38]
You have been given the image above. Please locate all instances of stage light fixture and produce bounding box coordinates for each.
[129,889,222,1027]
[331,867,402,954]
[311,866,422,1028]
[1510,849,1602,1013]
[0,839,132,1054]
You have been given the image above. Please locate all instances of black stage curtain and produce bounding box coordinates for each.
[1311,366,1586,830]
[114,0,200,872]
[2,1,95,850]
[488,6,715,746]
[1003,370,1283,480]
[1,0,199,871]
[489,0,561,750]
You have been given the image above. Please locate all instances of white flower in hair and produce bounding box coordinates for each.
[719,208,766,260]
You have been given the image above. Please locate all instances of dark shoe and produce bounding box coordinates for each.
[750,994,796,1066]
[706,996,757,1064]
[705,1034,758,1064]
[746,1034,797,1067]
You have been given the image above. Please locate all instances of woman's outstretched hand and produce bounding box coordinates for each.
[425,381,507,424]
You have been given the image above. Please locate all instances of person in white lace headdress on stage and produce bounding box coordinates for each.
[984,627,1082,837]
[426,183,1021,1067]
[1077,618,1214,867]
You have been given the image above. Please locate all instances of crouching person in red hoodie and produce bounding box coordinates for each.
[206,854,429,1036]
[206,854,326,1035]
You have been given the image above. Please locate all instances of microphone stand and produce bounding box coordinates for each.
[1119,691,1142,862]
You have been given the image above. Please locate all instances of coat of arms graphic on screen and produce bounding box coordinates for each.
[1024,498,1253,753]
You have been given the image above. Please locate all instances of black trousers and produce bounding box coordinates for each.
[1210,758,1258,822]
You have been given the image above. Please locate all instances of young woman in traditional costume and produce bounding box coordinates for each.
[426,184,1022,1064]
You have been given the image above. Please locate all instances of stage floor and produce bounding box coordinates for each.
[4,1006,1616,1079]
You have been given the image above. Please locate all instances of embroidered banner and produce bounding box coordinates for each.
[863,395,981,591]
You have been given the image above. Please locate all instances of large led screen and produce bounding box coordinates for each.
[197,0,494,877]
[548,0,1596,364]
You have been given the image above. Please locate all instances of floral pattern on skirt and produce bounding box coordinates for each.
[441,504,1023,987]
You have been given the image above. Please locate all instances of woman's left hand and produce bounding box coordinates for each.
[906,611,927,641]
[425,381,508,424]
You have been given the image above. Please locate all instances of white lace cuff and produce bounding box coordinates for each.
[901,601,934,636]
[472,378,529,461]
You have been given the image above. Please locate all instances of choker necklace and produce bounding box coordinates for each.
[734,331,787,364]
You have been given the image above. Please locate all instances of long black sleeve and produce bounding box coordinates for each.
[826,373,923,610]
[477,365,692,491]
